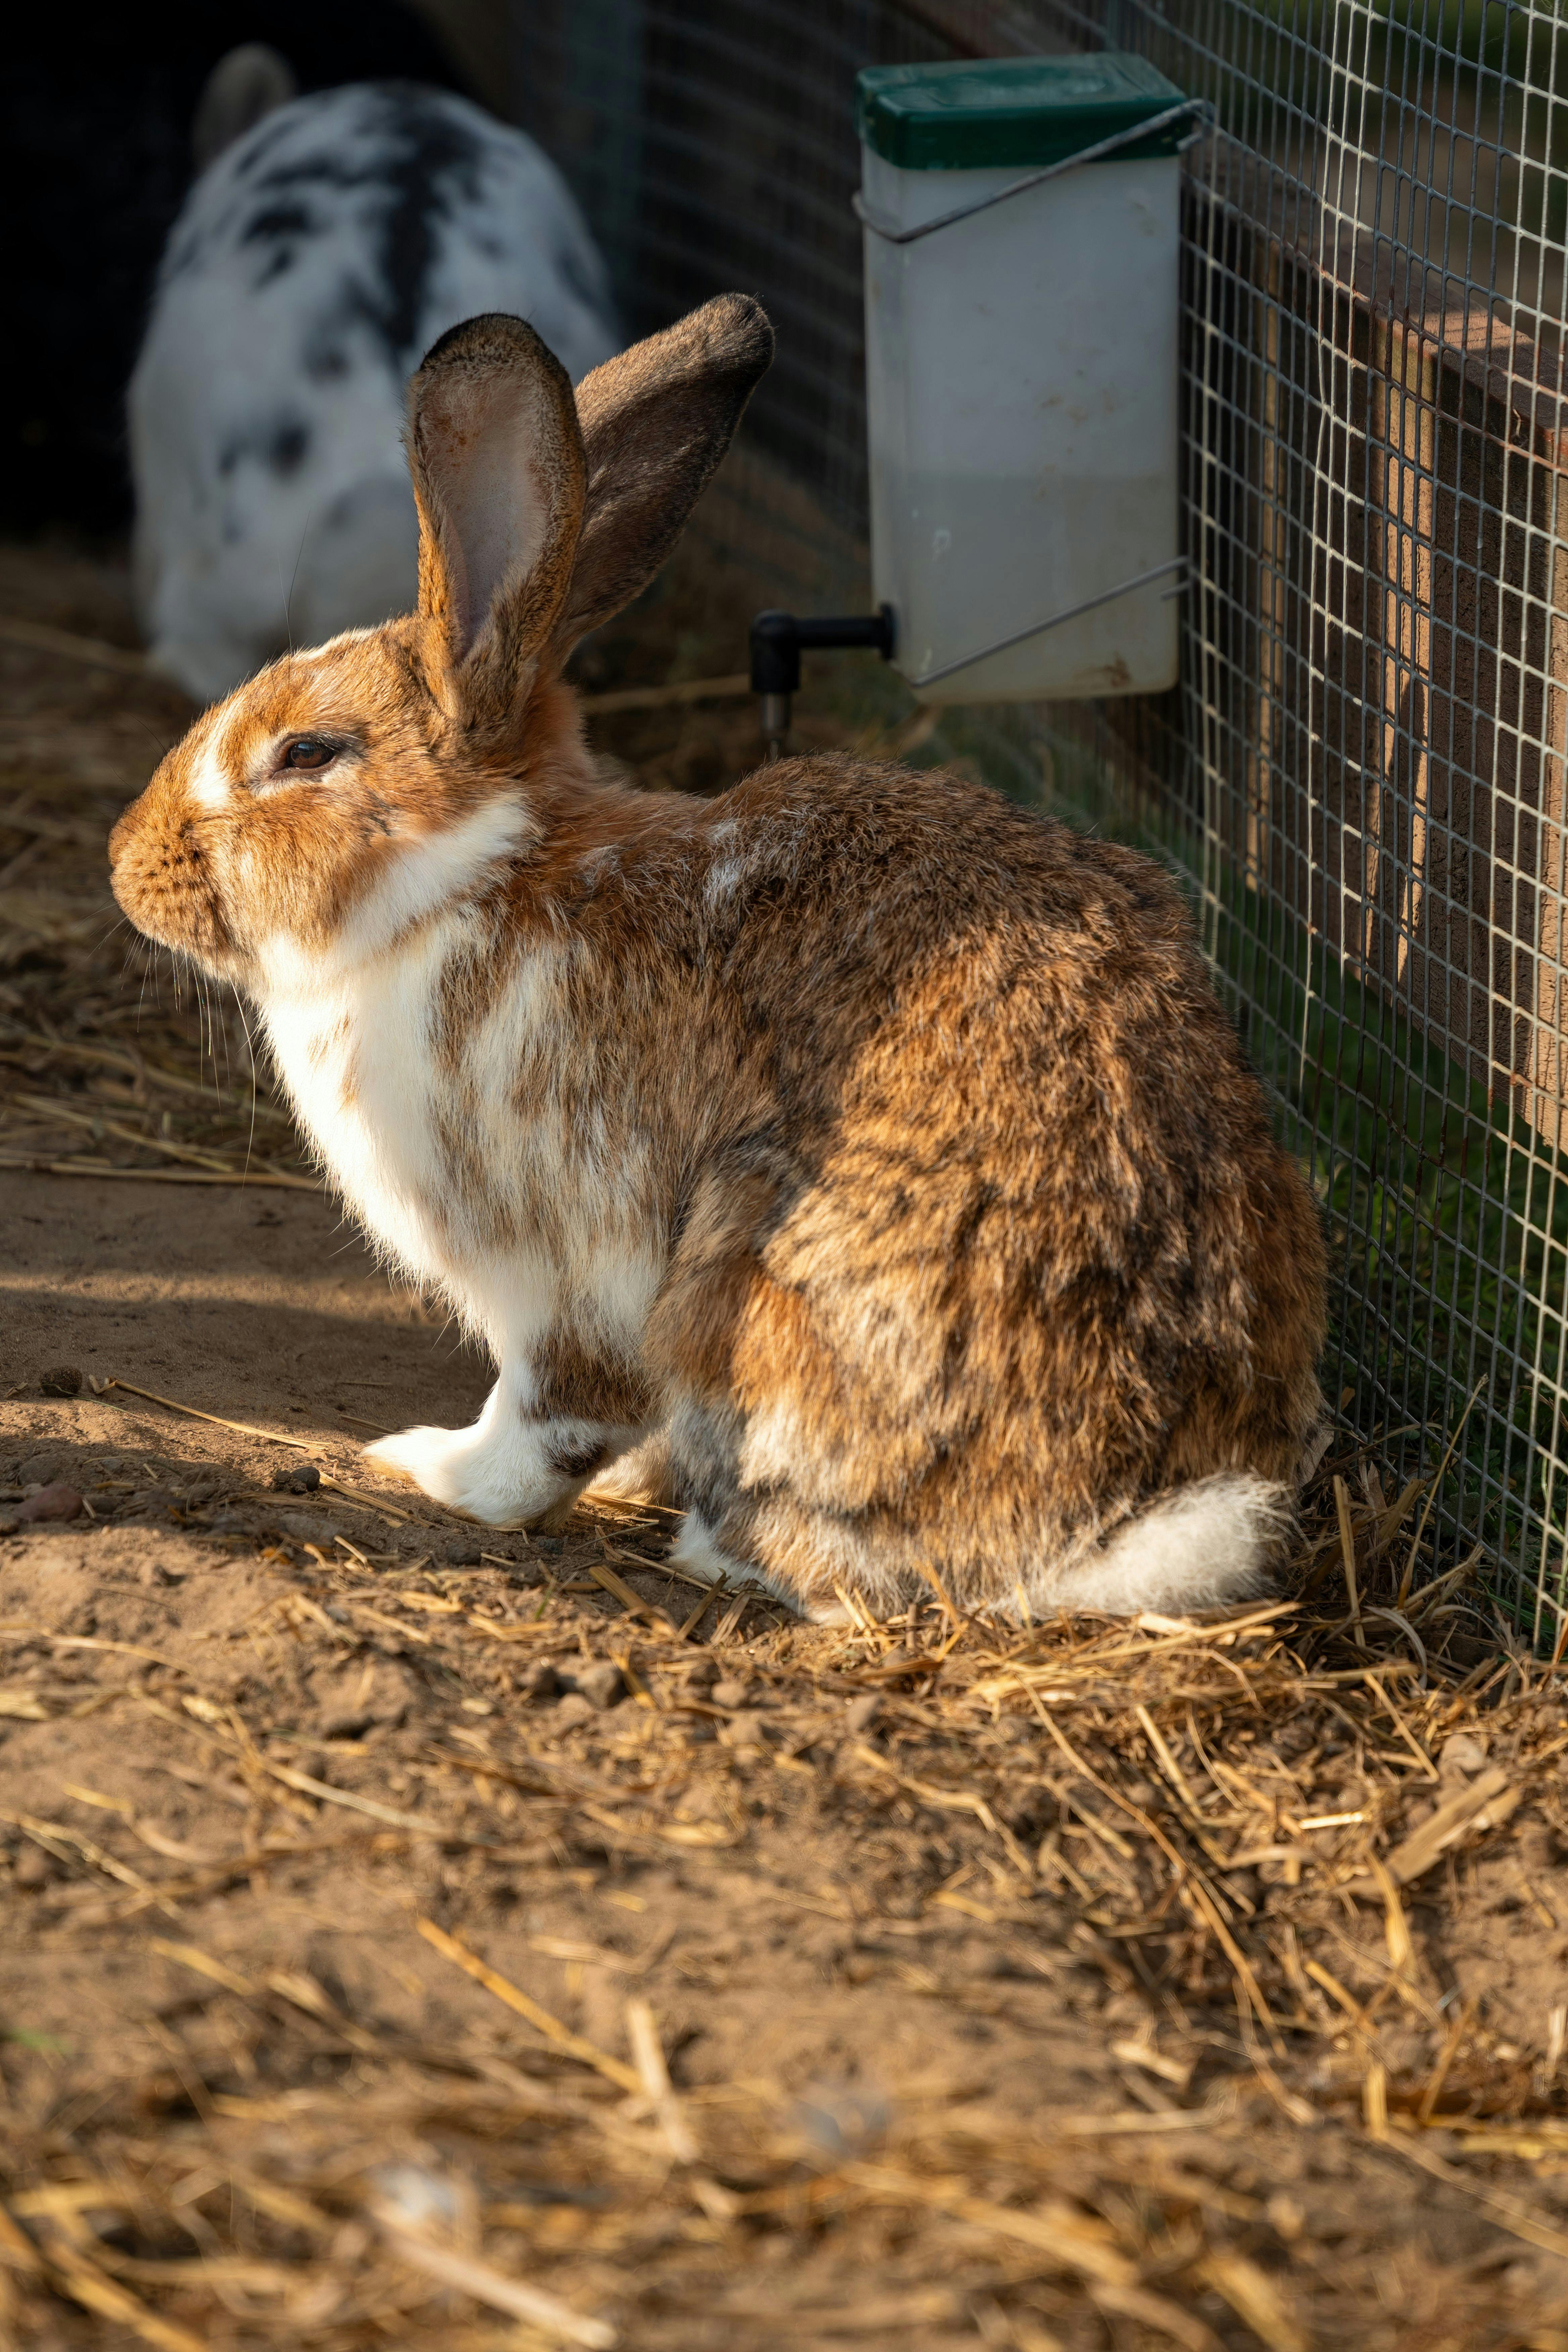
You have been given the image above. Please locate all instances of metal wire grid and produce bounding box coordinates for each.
[510,0,1568,1638]
[1041,0,1568,1640]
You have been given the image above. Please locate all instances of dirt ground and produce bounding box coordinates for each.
[6,545,1568,2352]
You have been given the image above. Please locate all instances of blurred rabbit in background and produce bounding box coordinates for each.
[130,48,621,703]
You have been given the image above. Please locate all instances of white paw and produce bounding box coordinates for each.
[363,1416,579,1527]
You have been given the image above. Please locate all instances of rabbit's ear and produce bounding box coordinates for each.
[408,313,587,726]
[552,295,774,658]
[192,43,297,170]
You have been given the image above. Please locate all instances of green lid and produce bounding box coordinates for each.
[857,53,1188,173]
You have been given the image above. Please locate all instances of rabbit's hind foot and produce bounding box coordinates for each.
[667,1513,847,1623]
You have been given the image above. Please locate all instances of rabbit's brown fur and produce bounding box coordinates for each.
[111,296,1326,1620]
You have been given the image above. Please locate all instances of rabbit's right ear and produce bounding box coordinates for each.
[552,295,774,658]
[407,313,587,730]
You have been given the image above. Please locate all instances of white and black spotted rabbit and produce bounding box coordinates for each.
[130,64,619,703]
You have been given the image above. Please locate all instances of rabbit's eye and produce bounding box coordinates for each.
[280,736,335,771]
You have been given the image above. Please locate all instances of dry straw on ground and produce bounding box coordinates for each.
[4,1469,1568,2352]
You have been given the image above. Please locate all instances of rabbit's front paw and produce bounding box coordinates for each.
[363,1415,600,1527]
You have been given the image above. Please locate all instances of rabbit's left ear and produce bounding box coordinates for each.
[407,313,587,727]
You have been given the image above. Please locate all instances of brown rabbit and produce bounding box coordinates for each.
[109,294,1327,1621]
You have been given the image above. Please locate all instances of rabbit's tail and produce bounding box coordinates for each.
[1046,1473,1292,1618]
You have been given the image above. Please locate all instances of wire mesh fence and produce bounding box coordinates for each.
[511,0,1568,1645]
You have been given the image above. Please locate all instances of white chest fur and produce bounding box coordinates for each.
[255,912,663,1375]
[260,925,455,1289]
[251,798,541,1285]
